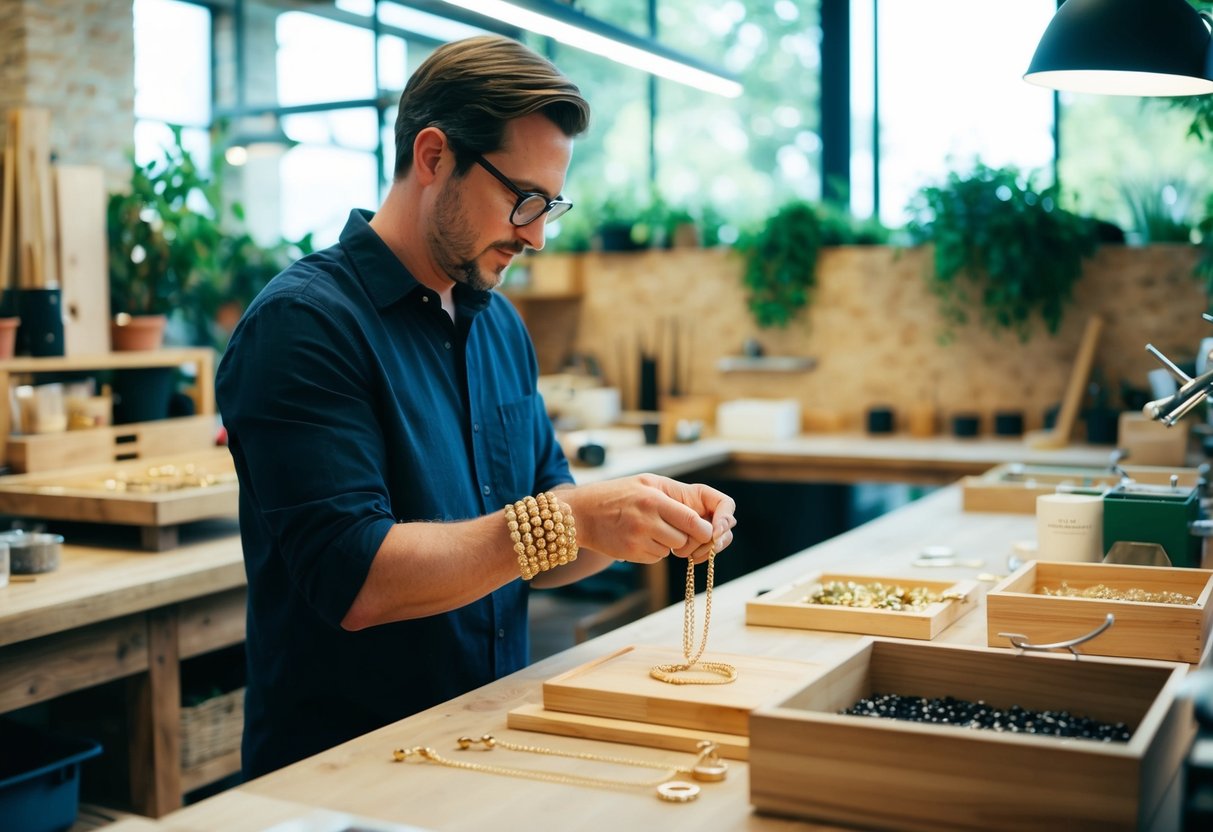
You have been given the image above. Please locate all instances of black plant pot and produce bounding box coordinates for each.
[15,288,64,357]
[1085,408,1120,445]
[111,367,175,425]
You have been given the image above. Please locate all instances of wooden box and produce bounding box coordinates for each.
[749,639,1193,831]
[541,644,822,736]
[745,571,977,640]
[5,414,215,474]
[986,560,1213,664]
[961,462,1200,514]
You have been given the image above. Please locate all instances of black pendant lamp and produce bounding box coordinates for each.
[1025,0,1213,96]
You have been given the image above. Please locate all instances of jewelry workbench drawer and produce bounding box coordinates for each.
[986,560,1213,664]
[749,639,1192,831]
[744,571,977,640]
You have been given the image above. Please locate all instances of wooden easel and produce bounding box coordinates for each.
[1025,315,1104,449]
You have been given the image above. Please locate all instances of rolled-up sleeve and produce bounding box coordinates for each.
[219,290,395,627]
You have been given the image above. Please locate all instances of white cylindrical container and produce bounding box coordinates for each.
[0,541,9,588]
[1036,493,1104,563]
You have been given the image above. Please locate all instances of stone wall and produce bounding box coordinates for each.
[0,0,135,191]
[527,244,1210,435]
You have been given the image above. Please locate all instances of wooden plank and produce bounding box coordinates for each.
[506,703,749,760]
[128,607,183,817]
[178,588,247,659]
[0,145,15,295]
[55,165,110,355]
[745,571,978,639]
[0,347,216,374]
[1026,315,1104,449]
[542,645,822,736]
[0,614,149,712]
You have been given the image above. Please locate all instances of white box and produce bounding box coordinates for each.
[715,398,801,441]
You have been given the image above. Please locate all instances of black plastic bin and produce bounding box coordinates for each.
[0,719,102,832]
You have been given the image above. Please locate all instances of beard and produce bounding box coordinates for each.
[429,178,523,292]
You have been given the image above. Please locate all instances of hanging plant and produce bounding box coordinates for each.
[906,162,1099,342]
[736,201,821,328]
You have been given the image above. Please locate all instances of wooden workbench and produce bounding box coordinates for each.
[108,487,1051,831]
[0,519,246,816]
[0,433,1124,820]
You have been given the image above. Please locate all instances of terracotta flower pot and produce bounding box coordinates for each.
[110,313,167,351]
[0,316,20,359]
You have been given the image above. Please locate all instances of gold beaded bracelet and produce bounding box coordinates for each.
[505,491,578,580]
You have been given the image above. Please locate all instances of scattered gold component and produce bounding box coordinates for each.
[96,463,235,493]
[650,547,738,685]
[1039,581,1195,605]
[799,580,956,611]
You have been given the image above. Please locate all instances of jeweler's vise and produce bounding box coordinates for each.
[1143,313,1213,427]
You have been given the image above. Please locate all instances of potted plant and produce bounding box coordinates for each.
[906,162,1100,342]
[107,126,224,350]
[735,200,822,328]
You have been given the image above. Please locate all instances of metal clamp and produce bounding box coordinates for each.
[998,613,1114,659]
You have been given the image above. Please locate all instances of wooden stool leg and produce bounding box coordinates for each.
[127,608,182,817]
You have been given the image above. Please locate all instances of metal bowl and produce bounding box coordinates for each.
[5,531,64,574]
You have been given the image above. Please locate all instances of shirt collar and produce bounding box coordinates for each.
[340,209,493,316]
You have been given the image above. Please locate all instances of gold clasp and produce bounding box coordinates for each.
[690,740,728,782]
[391,746,433,762]
[456,734,497,750]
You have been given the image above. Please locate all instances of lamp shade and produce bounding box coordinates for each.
[1025,0,1213,96]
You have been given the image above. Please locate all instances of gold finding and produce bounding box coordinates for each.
[799,580,961,611]
[98,463,235,494]
[1039,581,1195,605]
[391,735,727,803]
[650,547,738,685]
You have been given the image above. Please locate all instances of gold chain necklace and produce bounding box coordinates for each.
[650,548,737,685]
[391,735,727,803]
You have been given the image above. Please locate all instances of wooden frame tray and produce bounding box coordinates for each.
[961,462,1200,514]
[750,638,1193,831]
[540,645,823,736]
[745,571,977,640]
[0,446,237,550]
[986,560,1213,664]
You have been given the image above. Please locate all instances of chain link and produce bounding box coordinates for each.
[650,548,737,685]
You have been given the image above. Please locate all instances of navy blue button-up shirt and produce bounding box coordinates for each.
[216,209,572,778]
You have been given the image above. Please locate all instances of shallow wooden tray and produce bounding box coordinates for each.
[750,638,1193,831]
[986,560,1213,664]
[506,703,749,760]
[961,462,1200,514]
[541,644,822,736]
[745,571,977,640]
[0,446,237,550]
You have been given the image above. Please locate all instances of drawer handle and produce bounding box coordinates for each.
[998,613,1114,659]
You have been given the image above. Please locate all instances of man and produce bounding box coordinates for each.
[216,35,736,780]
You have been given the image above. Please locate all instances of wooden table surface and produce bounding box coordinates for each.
[124,486,1041,832]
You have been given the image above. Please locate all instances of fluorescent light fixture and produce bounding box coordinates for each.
[435,0,742,98]
[1025,0,1213,96]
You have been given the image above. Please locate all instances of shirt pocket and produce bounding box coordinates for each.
[486,394,539,500]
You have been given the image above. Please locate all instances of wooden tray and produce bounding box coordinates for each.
[745,571,977,640]
[506,703,749,760]
[6,414,216,474]
[0,446,237,550]
[961,462,1200,514]
[986,560,1213,664]
[750,638,1193,831]
[541,645,822,736]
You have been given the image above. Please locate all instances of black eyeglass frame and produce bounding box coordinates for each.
[472,154,573,227]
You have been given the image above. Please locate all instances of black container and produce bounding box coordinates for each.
[15,288,64,357]
[111,367,175,425]
[952,413,981,438]
[993,411,1024,437]
[866,406,895,435]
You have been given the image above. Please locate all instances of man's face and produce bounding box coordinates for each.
[428,112,573,292]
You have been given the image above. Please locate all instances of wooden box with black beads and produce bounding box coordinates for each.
[749,638,1192,832]
[745,571,978,640]
[986,560,1213,664]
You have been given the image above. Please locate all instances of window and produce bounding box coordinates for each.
[132,0,211,169]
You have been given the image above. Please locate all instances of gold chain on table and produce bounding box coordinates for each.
[650,548,737,685]
[391,735,727,803]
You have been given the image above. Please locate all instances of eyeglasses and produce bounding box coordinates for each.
[472,154,573,227]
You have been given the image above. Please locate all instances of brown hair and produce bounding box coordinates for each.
[392,35,590,179]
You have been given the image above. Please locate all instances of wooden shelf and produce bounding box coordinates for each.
[717,355,816,373]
